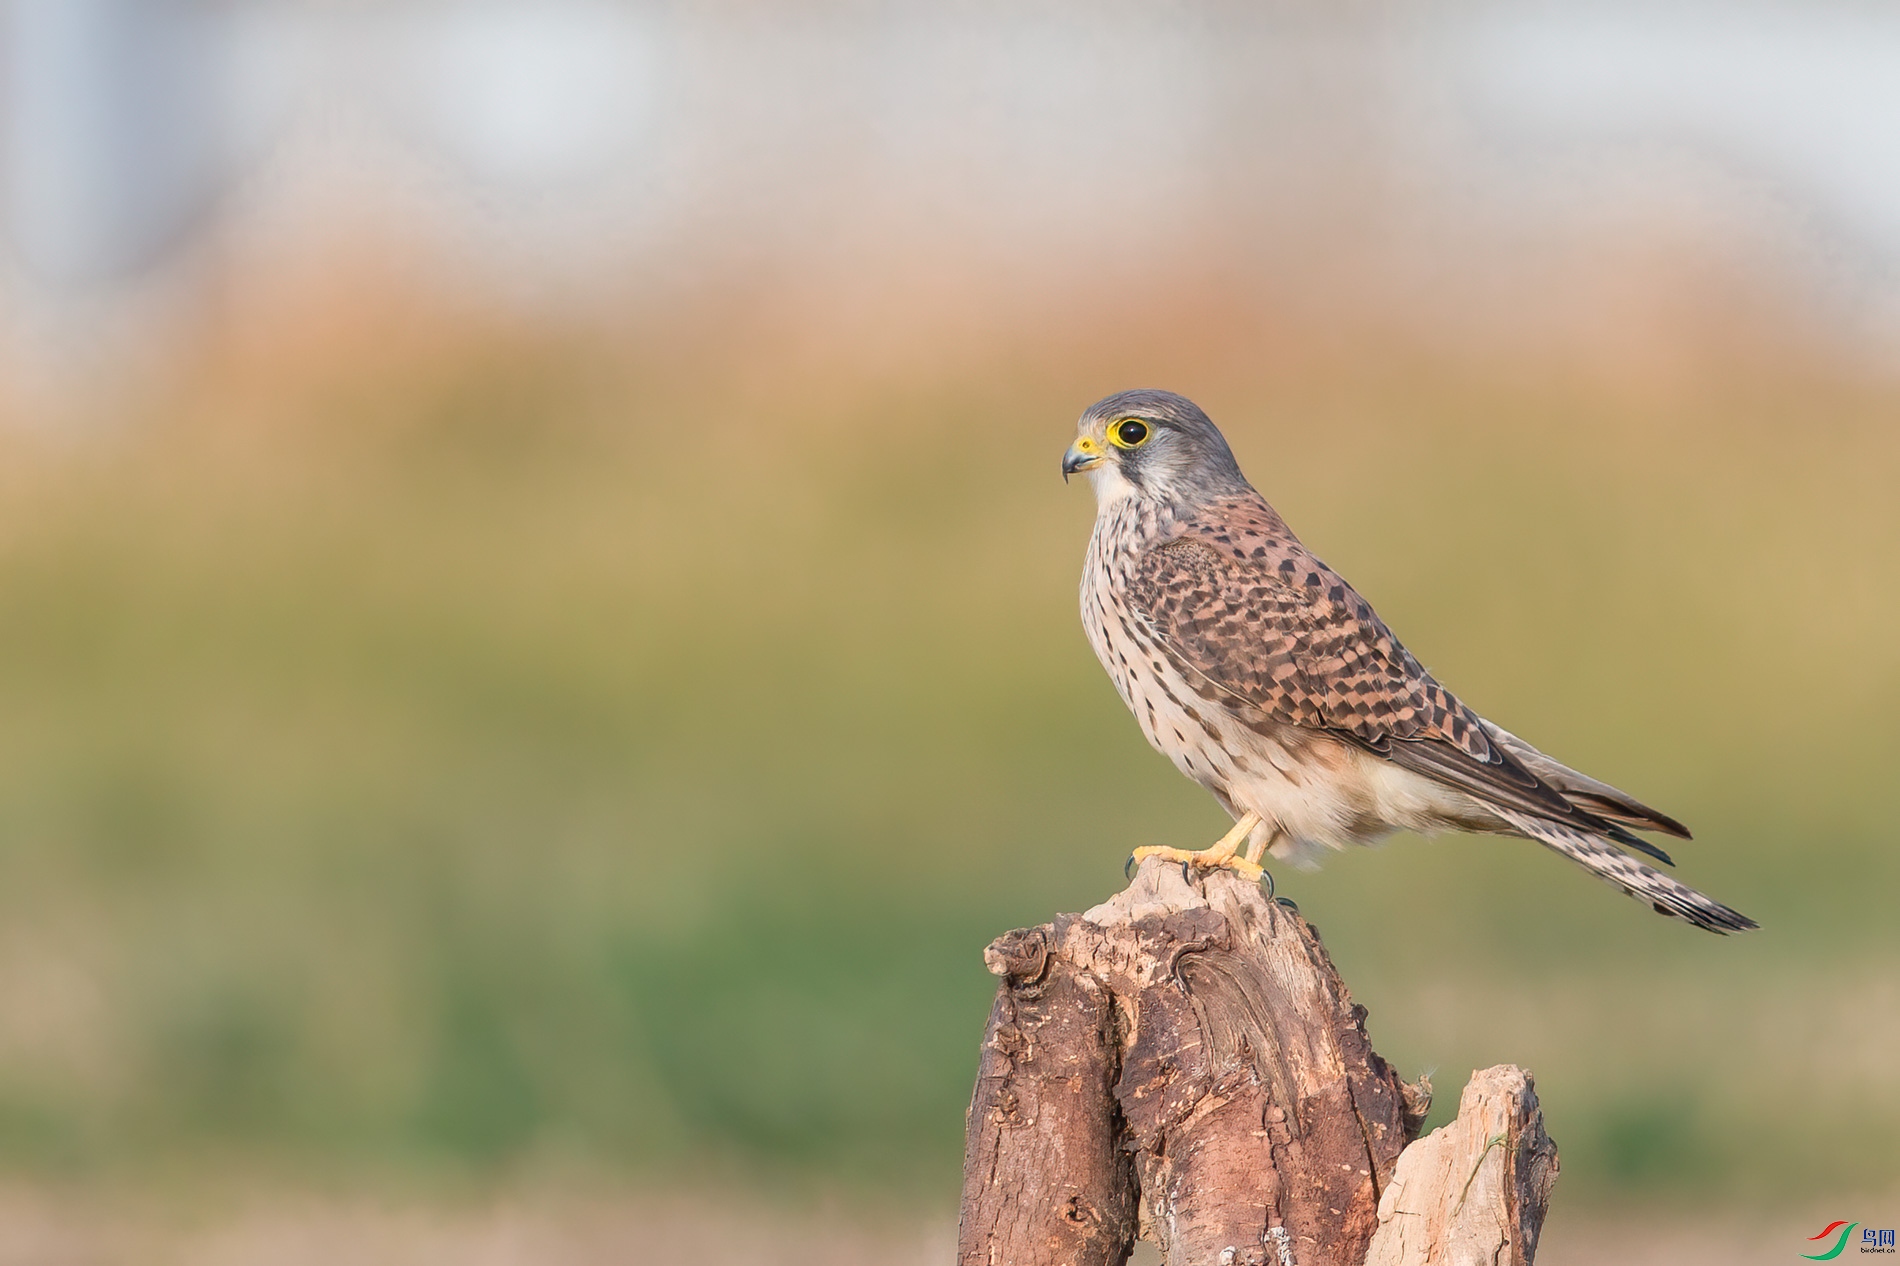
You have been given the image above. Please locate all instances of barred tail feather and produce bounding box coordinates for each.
[1495,810,1757,934]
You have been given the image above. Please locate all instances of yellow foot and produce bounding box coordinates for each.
[1127,844,1266,883]
[1125,811,1267,883]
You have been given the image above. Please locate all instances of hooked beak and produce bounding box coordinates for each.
[1062,436,1106,481]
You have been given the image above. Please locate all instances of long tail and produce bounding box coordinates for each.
[1494,809,1757,934]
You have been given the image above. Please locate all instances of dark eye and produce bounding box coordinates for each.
[1112,418,1151,448]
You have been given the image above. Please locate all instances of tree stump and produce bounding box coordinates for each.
[957,860,1558,1266]
[1362,1066,1559,1266]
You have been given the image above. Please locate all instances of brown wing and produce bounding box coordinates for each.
[1123,497,1638,837]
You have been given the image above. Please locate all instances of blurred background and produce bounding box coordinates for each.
[0,1,1896,1262]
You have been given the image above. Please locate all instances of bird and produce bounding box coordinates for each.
[1062,389,1755,933]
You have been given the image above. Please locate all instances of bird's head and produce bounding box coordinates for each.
[1063,389,1250,509]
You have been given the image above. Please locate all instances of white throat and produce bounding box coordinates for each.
[1086,463,1141,509]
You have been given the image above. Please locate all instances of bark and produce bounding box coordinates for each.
[958,926,1138,1266]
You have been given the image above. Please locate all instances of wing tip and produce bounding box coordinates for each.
[1647,811,1694,842]
[1603,822,1676,866]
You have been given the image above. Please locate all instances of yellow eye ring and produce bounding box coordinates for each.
[1107,418,1152,449]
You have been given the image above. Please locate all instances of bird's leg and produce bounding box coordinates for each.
[1242,824,1281,867]
[1128,811,1266,881]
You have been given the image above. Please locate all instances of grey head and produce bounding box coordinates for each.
[1061,389,1251,510]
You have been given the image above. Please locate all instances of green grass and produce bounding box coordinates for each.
[0,336,1893,1207]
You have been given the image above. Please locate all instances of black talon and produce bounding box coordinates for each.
[1124,853,1139,880]
[1257,869,1275,901]
[1275,895,1299,915]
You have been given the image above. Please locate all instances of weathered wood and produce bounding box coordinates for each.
[1363,1065,1560,1266]
[959,926,1138,1266]
[1077,865,1417,1266]
[957,860,1469,1266]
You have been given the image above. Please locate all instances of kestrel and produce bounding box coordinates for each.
[1063,389,1754,933]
